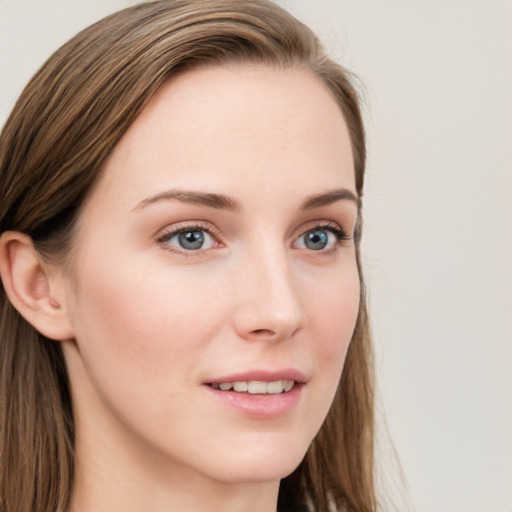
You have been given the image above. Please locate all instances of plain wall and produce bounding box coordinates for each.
[1,1,511,511]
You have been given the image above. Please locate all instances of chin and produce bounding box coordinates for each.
[200,440,309,484]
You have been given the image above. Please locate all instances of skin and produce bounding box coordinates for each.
[56,65,361,512]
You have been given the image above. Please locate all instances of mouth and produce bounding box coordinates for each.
[204,372,305,418]
[208,379,296,394]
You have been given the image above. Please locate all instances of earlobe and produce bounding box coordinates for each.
[0,231,74,341]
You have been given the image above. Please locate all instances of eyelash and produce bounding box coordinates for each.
[156,221,353,256]
[306,222,352,245]
[156,222,222,256]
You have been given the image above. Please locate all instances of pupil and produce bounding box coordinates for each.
[305,230,328,250]
[179,231,204,250]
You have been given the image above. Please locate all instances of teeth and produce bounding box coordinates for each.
[266,380,285,393]
[211,380,295,394]
[233,381,248,392]
[248,381,267,394]
[283,380,294,392]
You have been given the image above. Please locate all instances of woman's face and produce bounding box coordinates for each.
[61,65,360,486]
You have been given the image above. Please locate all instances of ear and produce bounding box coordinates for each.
[0,231,74,341]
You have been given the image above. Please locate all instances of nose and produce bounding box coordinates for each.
[231,243,307,342]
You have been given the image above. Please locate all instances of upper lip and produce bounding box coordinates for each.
[205,369,307,385]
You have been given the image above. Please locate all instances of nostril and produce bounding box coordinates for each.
[250,328,275,336]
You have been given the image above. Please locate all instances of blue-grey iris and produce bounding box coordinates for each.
[178,231,204,250]
[304,229,328,250]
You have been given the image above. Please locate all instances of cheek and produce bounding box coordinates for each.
[305,263,360,363]
[65,256,238,471]
[68,256,222,402]
[297,260,361,426]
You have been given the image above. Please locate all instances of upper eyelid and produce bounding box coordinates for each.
[155,220,221,240]
[295,220,351,238]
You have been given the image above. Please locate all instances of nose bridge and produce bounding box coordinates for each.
[232,234,306,340]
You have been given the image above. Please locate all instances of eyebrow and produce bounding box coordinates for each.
[133,187,358,212]
[300,188,359,210]
[133,189,241,212]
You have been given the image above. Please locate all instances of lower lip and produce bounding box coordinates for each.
[203,384,303,419]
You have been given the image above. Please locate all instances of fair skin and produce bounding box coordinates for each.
[0,65,360,512]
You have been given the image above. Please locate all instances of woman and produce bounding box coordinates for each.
[0,1,375,511]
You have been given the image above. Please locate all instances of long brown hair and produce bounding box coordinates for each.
[0,1,374,511]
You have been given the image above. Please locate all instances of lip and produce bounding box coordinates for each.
[203,368,307,419]
[205,368,307,385]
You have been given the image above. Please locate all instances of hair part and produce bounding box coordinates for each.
[0,2,374,511]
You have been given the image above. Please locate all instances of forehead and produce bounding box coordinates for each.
[85,64,355,215]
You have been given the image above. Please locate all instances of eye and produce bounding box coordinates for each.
[294,224,351,252]
[297,228,335,251]
[157,225,218,252]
